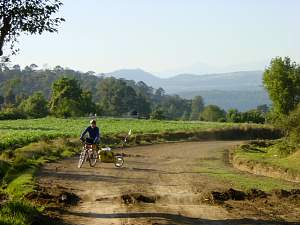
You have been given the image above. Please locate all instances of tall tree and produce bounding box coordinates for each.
[49,77,83,117]
[80,91,96,115]
[190,96,204,120]
[135,94,151,118]
[263,57,300,115]
[200,105,226,122]
[226,108,241,123]
[1,78,20,105]
[160,95,191,120]
[19,92,48,118]
[0,0,64,56]
[150,107,166,120]
[97,78,138,116]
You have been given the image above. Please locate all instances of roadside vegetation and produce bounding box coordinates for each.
[0,138,79,225]
[233,140,300,182]
[194,146,298,192]
[231,57,300,183]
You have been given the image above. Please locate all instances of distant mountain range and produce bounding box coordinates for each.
[106,69,263,92]
[157,60,268,77]
[104,69,271,111]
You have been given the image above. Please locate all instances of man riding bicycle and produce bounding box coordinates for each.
[80,119,100,145]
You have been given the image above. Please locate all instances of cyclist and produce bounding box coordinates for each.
[80,119,100,145]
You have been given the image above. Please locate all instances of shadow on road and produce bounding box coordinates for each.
[40,169,148,184]
[63,211,299,225]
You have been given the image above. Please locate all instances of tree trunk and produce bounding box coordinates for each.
[0,16,12,56]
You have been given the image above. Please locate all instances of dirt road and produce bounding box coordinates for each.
[38,141,300,225]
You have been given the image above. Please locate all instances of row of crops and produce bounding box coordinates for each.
[0,117,241,150]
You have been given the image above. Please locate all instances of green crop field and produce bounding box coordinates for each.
[0,117,243,151]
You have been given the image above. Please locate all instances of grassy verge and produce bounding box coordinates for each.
[232,140,300,182]
[0,138,80,225]
[0,200,40,225]
[194,149,298,192]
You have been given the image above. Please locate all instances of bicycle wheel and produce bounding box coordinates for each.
[114,156,124,168]
[78,149,86,168]
[89,150,98,167]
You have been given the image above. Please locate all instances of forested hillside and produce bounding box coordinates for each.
[0,65,100,99]
[0,65,194,119]
[0,64,267,122]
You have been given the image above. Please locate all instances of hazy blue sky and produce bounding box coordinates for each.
[12,0,300,76]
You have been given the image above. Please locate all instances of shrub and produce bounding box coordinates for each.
[19,92,48,118]
[0,108,27,120]
[279,104,300,147]
[200,105,226,122]
[150,108,166,120]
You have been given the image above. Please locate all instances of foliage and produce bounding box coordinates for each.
[150,108,166,120]
[19,92,48,118]
[0,66,198,120]
[0,78,21,106]
[277,104,300,148]
[49,77,85,117]
[263,57,300,156]
[241,110,265,124]
[227,108,241,123]
[263,57,300,115]
[80,91,96,116]
[135,94,151,118]
[159,95,191,120]
[0,138,80,225]
[200,105,226,122]
[234,140,300,182]
[0,200,39,225]
[0,0,64,56]
[0,160,10,178]
[97,77,140,116]
[227,108,265,124]
[190,96,204,120]
[195,141,297,192]
[0,107,27,120]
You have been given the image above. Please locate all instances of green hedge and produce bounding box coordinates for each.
[0,111,27,120]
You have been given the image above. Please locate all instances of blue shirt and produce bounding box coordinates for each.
[80,126,100,143]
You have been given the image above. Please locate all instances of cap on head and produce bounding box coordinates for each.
[90,119,96,125]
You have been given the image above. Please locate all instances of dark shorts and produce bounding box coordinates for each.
[85,137,95,144]
[85,137,100,144]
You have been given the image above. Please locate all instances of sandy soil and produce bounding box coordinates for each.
[38,141,300,225]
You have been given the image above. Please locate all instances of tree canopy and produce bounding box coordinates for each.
[19,91,48,118]
[49,77,84,117]
[189,96,204,120]
[263,57,300,115]
[0,0,64,56]
[200,105,226,122]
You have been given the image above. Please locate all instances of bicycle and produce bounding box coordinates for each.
[78,130,130,168]
[77,141,99,168]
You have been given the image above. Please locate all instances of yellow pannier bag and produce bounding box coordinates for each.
[99,147,115,163]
